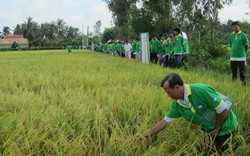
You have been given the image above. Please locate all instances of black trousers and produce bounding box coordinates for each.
[163,55,170,68]
[230,61,246,84]
[170,58,176,68]
[214,132,234,152]
[150,53,158,64]
[181,53,188,69]
[198,132,234,154]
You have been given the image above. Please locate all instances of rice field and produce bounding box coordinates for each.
[0,50,249,155]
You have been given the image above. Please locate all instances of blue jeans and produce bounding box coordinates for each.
[175,55,182,68]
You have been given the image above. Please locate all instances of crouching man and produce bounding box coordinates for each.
[143,73,238,153]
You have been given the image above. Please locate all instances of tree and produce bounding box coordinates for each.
[47,22,57,40]
[40,23,51,39]
[173,0,196,28]
[66,26,79,38]
[198,0,232,45]
[0,32,3,38]
[22,17,39,42]
[102,27,116,42]
[13,24,23,34]
[142,0,177,34]
[2,26,11,35]
[103,0,138,38]
[129,8,155,35]
[187,9,208,44]
[93,20,102,36]
[56,19,66,38]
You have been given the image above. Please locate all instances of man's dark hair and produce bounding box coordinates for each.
[232,21,239,26]
[160,73,184,88]
[173,28,181,34]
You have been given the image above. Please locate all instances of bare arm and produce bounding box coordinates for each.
[210,109,228,138]
[143,119,168,137]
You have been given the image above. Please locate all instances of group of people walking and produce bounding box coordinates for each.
[95,27,190,69]
[149,28,189,69]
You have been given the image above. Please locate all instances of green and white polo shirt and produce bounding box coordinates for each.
[132,41,138,53]
[150,39,159,53]
[159,39,166,55]
[136,41,140,53]
[173,34,184,55]
[229,30,249,61]
[164,84,238,136]
[164,38,173,55]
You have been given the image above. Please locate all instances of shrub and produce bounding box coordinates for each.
[208,58,230,73]
[11,41,19,49]
[188,48,212,68]
[209,41,229,58]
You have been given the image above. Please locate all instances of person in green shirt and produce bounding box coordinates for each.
[131,38,141,61]
[173,28,185,68]
[228,21,249,85]
[66,44,72,53]
[166,33,176,68]
[158,35,166,66]
[102,42,108,53]
[100,43,105,53]
[113,50,119,56]
[120,41,125,57]
[164,33,174,68]
[150,35,159,64]
[135,38,141,61]
[131,38,138,59]
[115,40,121,56]
[143,73,238,153]
[108,41,115,55]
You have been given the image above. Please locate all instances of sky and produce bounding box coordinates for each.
[0,0,250,34]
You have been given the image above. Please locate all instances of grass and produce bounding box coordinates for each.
[0,50,249,155]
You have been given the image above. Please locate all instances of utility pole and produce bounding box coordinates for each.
[82,25,85,49]
[86,25,89,47]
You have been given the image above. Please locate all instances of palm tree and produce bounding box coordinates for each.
[56,19,66,38]
[47,22,57,40]
[13,24,23,34]
[22,17,39,42]
[202,0,232,44]
[2,26,11,35]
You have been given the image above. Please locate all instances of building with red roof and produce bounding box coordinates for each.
[0,34,29,49]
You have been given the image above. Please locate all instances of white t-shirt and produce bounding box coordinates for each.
[182,31,188,39]
[124,43,132,52]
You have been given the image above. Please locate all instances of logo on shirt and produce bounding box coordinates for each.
[197,103,203,109]
[212,96,217,101]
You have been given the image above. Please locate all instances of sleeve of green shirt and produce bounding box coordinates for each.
[165,102,182,120]
[243,33,249,45]
[181,36,185,46]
